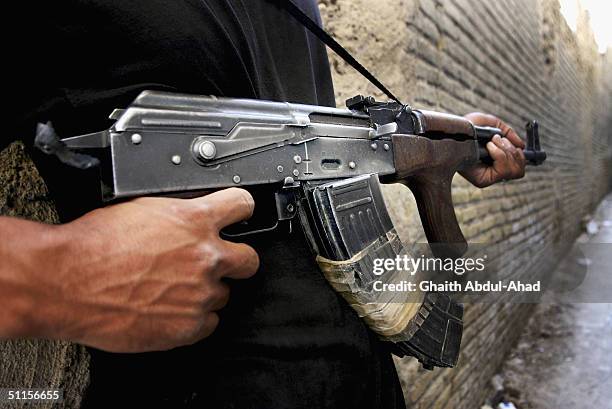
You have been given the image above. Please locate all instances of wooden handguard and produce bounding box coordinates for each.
[392,134,479,259]
[416,110,475,137]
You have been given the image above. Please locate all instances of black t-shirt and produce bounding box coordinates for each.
[9,1,405,408]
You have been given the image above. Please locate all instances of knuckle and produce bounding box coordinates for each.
[198,242,223,275]
[199,280,216,299]
[200,283,228,311]
[493,139,506,153]
[216,245,236,270]
[501,137,514,151]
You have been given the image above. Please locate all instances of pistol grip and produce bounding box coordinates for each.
[406,170,467,259]
[391,135,478,259]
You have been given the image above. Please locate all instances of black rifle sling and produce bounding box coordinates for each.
[273,0,403,105]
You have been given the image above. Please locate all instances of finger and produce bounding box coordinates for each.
[514,147,526,165]
[508,149,526,179]
[507,144,525,165]
[193,188,255,229]
[490,135,507,152]
[465,113,526,150]
[182,312,220,346]
[486,141,513,182]
[177,312,219,349]
[464,112,500,127]
[205,282,230,311]
[500,137,526,180]
[502,127,526,149]
[217,241,260,280]
[500,137,518,154]
[459,165,492,188]
[487,140,508,163]
[212,286,230,311]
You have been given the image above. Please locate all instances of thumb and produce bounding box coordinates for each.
[191,188,255,230]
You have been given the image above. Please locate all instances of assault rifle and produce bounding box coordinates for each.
[35,91,546,369]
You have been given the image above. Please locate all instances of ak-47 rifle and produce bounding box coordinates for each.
[32,0,547,371]
[34,91,546,370]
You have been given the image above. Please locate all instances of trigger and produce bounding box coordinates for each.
[220,185,299,239]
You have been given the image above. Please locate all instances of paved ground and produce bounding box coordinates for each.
[485,195,612,409]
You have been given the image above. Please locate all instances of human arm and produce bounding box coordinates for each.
[0,188,259,352]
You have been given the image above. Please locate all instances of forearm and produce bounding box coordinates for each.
[0,216,68,340]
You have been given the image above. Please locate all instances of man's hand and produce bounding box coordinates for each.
[460,113,527,188]
[0,188,259,353]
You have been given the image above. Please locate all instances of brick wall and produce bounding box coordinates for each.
[1,1,611,408]
[319,0,612,407]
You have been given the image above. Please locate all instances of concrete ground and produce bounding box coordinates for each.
[484,194,612,409]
